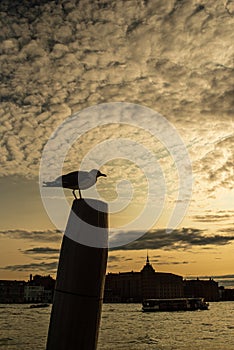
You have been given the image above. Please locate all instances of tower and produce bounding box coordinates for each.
[141,251,155,273]
[140,251,157,299]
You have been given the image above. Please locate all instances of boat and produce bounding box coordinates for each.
[30,303,50,309]
[142,298,209,312]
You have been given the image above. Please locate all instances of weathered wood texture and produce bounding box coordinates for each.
[46,199,108,350]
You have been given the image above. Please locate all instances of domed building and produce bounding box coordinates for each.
[104,254,184,303]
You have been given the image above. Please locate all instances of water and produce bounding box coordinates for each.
[0,302,233,350]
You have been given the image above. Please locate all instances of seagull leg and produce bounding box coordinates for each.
[78,188,82,199]
[72,189,77,199]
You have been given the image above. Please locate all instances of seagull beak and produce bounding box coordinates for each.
[99,172,107,177]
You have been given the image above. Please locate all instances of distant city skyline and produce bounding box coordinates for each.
[1,259,234,305]
[1,253,234,289]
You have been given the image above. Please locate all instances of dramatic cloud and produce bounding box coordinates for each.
[0,0,233,191]
[192,134,234,196]
[2,227,233,251]
[111,227,234,251]
[0,0,233,280]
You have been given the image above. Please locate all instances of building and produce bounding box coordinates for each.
[219,286,234,301]
[0,275,55,304]
[183,278,220,301]
[24,274,55,303]
[141,255,184,299]
[0,280,25,303]
[105,271,142,302]
[24,285,45,303]
[104,255,184,302]
[27,274,55,291]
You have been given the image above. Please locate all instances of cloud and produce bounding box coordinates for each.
[192,214,233,222]
[0,229,62,242]
[155,261,191,265]
[0,0,233,183]
[22,247,60,254]
[192,134,234,196]
[1,226,233,253]
[107,255,134,264]
[219,227,234,233]
[1,261,58,272]
[111,227,234,251]
[107,255,122,263]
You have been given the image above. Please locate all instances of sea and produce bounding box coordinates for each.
[0,302,233,350]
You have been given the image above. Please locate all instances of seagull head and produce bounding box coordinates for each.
[90,169,107,179]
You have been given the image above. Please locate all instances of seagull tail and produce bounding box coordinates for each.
[43,181,60,187]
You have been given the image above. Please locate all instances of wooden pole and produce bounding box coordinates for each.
[46,199,108,350]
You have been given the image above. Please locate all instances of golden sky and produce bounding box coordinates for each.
[0,0,233,287]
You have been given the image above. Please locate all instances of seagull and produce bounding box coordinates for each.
[43,169,107,199]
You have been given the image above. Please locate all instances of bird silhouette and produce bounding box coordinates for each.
[43,169,107,199]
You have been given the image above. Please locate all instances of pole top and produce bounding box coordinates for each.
[64,198,109,248]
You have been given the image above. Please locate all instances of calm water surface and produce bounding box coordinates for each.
[0,302,233,349]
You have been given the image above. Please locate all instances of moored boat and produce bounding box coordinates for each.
[142,298,209,312]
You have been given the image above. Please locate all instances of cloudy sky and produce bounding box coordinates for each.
[0,0,233,286]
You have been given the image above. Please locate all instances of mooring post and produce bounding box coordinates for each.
[46,199,108,350]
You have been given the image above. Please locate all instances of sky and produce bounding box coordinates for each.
[0,0,233,287]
